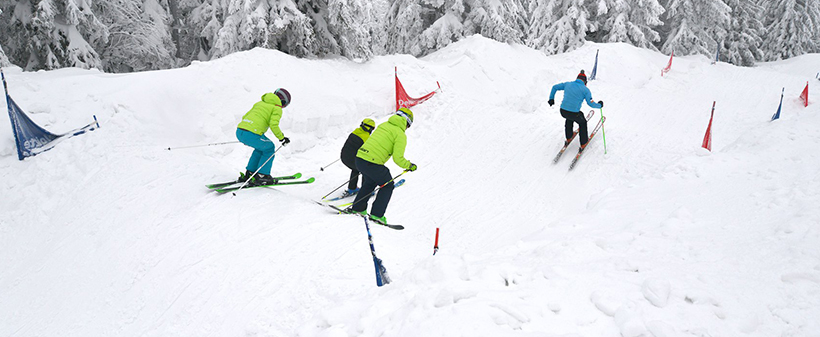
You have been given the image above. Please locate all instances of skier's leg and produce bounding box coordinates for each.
[368,165,394,218]
[257,141,276,175]
[577,115,589,146]
[341,155,359,190]
[236,128,276,174]
[348,169,360,191]
[352,158,377,212]
[560,110,574,140]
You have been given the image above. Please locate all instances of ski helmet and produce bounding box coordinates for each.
[274,88,291,107]
[360,118,376,133]
[396,108,414,129]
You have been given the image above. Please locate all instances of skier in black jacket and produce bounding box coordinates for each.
[339,118,376,196]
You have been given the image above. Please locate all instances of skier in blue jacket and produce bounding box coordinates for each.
[548,70,603,150]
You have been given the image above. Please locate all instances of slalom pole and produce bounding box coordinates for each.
[600,107,607,154]
[320,158,340,171]
[231,144,287,196]
[167,141,239,151]
[433,227,440,255]
[343,170,409,211]
[322,178,354,200]
[364,217,391,286]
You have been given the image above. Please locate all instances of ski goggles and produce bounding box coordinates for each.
[396,110,413,129]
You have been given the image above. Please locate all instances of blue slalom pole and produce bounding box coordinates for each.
[772,88,784,121]
[364,217,391,286]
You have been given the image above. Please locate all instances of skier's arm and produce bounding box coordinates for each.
[585,90,603,109]
[549,83,565,101]
[391,133,412,169]
[269,109,285,140]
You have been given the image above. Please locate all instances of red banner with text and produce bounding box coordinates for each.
[396,67,440,111]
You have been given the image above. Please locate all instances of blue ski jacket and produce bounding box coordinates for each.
[549,79,602,112]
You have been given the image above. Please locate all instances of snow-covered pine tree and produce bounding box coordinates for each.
[189,0,317,59]
[96,0,176,72]
[383,0,527,56]
[0,7,9,67]
[527,0,593,55]
[658,0,730,57]
[721,0,763,66]
[384,0,465,56]
[318,0,378,59]
[761,0,820,61]
[0,43,10,67]
[462,0,528,45]
[589,0,665,50]
[0,0,106,70]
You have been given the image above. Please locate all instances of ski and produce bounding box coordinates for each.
[207,172,302,190]
[569,116,606,170]
[214,176,315,193]
[314,201,404,230]
[553,110,596,163]
[323,179,406,202]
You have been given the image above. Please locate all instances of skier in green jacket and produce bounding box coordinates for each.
[347,108,417,224]
[339,118,377,197]
[235,88,291,186]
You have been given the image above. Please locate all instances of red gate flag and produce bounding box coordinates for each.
[800,82,808,107]
[395,67,440,111]
[661,51,674,76]
[702,101,715,151]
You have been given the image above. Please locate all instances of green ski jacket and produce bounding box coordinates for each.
[357,115,412,169]
[237,93,285,140]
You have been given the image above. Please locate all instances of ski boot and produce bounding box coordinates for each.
[369,214,388,225]
[342,206,367,216]
[342,188,360,198]
[251,173,278,186]
[238,170,253,183]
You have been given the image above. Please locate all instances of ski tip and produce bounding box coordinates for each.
[293,172,302,179]
[306,177,315,183]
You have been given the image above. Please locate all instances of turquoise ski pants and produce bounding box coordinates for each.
[236,128,275,175]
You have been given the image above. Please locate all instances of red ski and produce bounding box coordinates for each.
[553,110,595,163]
[569,116,606,170]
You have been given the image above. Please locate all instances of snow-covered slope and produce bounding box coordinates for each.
[1,36,819,337]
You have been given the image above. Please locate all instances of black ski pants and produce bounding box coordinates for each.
[352,158,395,217]
[561,109,588,145]
[341,153,360,190]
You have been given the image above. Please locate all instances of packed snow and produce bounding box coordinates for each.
[1,36,819,337]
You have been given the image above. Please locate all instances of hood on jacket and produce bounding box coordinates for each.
[261,93,283,106]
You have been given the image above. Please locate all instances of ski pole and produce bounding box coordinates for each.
[343,170,409,211]
[231,144,287,196]
[322,178,354,200]
[167,141,240,151]
[600,107,607,154]
[320,158,340,171]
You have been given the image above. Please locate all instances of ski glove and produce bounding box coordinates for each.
[598,100,604,108]
[280,137,290,145]
[548,99,555,107]
[408,163,418,172]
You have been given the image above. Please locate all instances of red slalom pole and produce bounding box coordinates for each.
[433,228,440,255]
